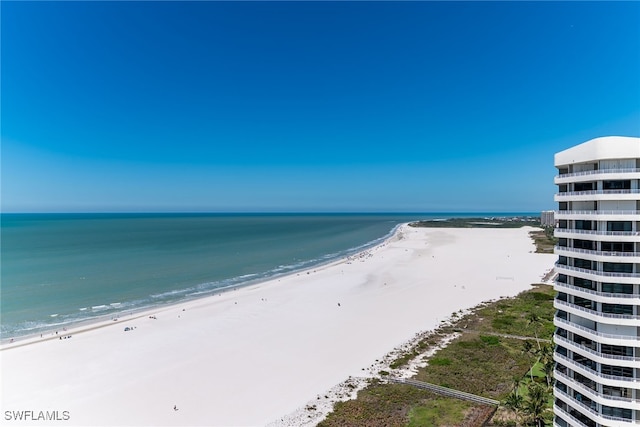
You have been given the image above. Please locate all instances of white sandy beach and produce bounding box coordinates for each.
[1,225,556,426]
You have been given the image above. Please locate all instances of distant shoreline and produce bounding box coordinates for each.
[408,215,543,228]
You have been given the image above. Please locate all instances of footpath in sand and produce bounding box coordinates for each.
[0,225,556,426]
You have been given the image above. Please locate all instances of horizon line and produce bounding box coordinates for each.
[1,210,545,215]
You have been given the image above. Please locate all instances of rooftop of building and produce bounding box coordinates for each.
[555,136,640,167]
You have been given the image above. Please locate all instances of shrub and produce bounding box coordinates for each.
[480,335,500,345]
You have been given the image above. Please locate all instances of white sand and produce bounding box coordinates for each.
[0,225,556,426]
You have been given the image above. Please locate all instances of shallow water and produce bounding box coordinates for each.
[0,212,525,339]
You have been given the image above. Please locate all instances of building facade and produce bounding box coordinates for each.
[553,136,640,427]
[542,210,556,227]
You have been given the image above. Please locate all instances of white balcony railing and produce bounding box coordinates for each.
[556,210,640,216]
[556,168,640,180]
[554,229,640,237]
[555,281,640,300]
[554,335,640,363]
[555,352,638,384]
[554,263,640,279]
[554,318,640,342]
[556,189,640,197]
[554,299,640,321]
[553,404,593,427]
[555,246,640,258]
[554,392,636,425]
[554,370,637,404]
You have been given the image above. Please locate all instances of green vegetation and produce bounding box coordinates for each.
[319,381,438,427]
[479,288,555,340]
[409,217,541,229]
[429,357,452,366]
[319,284,556,427]
[414,333,530,397]
[407,397,472,427]
[480,335,501,345]
[528,227,557,254]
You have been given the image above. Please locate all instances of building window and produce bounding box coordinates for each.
[574,258,594,270]
[574,239,595,250]
[603,180,631,190]
[602,242,634,252]
[607,221,632,232]
[575,182,595,191]
[554,415,568,427]
[602,385,632,398]
[574,296,595,309]
[557,345,568,357]
[601,364,634,378]
[603,262,633,273]
[601,344,634,357]
[602,405,633,420]
[602,303,633,315]
[573,277,594,290]
[556,380,568,394]
[601,283,634,294]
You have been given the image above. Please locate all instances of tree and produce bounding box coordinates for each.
[522,382,550,427]
[522,340,536,381]
[503,378,524,425]
[526,312,543,351]
[535,343,554,387]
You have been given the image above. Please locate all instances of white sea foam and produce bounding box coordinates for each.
[150,288,194,299]
[1,215,416,340]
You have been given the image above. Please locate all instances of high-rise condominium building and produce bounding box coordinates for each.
[553,136,640,427]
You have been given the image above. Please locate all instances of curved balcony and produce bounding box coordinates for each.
[555,211,640,221]
[555,281,640,304]
[554,318,640,345]
[554,263,640,284]
[554,370,639,409]
[554,335,640,367]
[554,228,640,242]
[555,189,640,202]
[553,404,592,427]
[555,168,640,184]
[554,404,592,427]
[555,246,640,263]
[555,390,636,426]
[554,352,639,386]
[554,300,640,327]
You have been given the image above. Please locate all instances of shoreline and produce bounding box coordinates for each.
[0,225,556,426]
[0,223,403,346]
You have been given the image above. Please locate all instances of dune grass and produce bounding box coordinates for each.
[318,284,555,427]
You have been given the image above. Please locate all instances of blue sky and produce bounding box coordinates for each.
[2,1,639,213]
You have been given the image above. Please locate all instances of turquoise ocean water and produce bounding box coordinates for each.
[0,213,528,340]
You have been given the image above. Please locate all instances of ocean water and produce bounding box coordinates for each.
[0,212,525,340]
